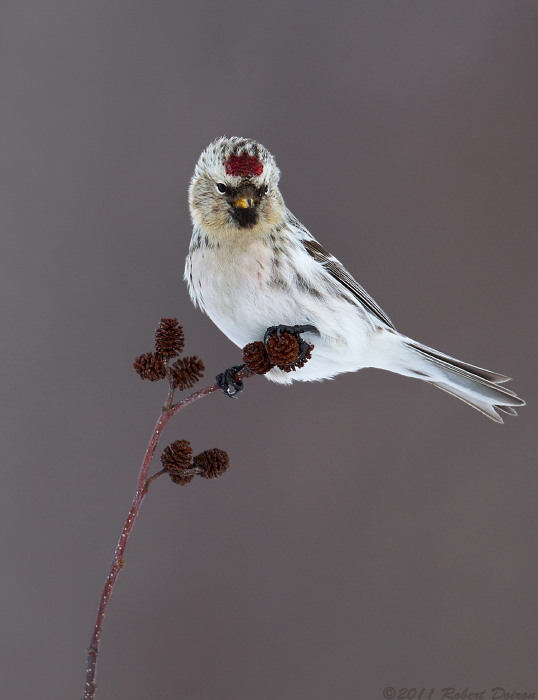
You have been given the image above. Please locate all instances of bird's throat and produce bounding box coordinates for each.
[230,206,259,229]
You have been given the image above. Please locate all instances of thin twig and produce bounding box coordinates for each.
[83,365,254,700]
[145,468,167,490]
[162,360,175,412]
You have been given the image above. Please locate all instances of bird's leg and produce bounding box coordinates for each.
[263,324,319,344]
[216,364,246,398]
[264,324,318,368]
[217,326,319,397]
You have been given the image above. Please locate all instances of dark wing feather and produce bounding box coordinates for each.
[302,238,395,329]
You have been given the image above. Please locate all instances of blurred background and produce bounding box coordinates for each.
[2,2,537,698]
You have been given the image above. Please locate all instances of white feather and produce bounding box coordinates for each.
[185,137,525,421]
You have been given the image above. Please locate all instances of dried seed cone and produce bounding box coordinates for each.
[169,472,195,486]
[133,352,166,381]
[161,439,193,474]
[265,332,300,368]
[242,341,273,374]
[193,448,230,479]
[155,318,185,358]
[170,356,205,391]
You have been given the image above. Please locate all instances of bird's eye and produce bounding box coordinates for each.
[216,183,227,194]
[263,184,269,194]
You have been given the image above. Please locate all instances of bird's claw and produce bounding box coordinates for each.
[295,338,312,364]
[216,364,246,398]
[263,324,318,370]
[263,324,319,345]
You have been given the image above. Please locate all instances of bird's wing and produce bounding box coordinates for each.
[289,216,395,329]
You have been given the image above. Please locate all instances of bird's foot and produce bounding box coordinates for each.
[264,324,318,368]
[216,364,246,398]
[263,324,318,344]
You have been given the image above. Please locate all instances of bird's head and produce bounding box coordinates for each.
[189,137,285,238]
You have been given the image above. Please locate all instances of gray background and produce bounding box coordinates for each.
[2,2,537,699]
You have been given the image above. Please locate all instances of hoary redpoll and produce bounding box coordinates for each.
[185,136,525,422]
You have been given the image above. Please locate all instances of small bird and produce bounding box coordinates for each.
[185,136,524,422]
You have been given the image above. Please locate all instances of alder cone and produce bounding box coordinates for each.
[133,352,166,381]
[265,332,300,368]
[242,341,272,374]
[161,439,193,473]
[171,356,205,390]
[154,318,185,358]
[194,448,230,479]
[169,472,194,486]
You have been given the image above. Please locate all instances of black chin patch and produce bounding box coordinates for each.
[230,206,259,229]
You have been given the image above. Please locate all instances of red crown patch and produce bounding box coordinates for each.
[224,153,264,178]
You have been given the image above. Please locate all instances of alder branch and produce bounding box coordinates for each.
[83,363,254,700]
[83,319,311,699]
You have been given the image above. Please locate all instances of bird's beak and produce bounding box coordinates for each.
[233,196,254,209]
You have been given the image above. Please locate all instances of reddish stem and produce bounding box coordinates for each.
[83,366,253,699]
[145,468,167,490]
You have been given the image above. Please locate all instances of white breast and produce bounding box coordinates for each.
[185,234,379,383]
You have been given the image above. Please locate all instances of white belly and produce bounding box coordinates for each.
[186,241,379,384]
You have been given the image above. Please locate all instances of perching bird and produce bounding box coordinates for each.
[185,136,524,422]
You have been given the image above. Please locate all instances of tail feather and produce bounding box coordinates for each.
[428,382,506,423]
[409,341,511,384]
[496,406,519,417]
[402,339,525,423]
